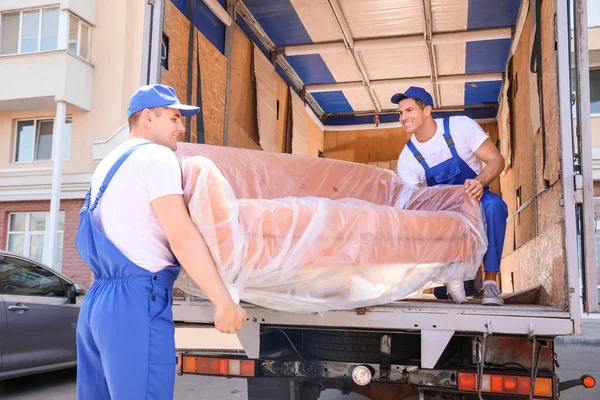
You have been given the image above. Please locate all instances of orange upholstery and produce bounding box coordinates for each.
[177,143,484,268]
[174,143,487,312]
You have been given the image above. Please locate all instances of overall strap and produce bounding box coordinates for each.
[442,117,459,158]
[90,142,153,211]
[406,140,430,171]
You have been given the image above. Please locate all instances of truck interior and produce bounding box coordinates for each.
[147,0,596,322]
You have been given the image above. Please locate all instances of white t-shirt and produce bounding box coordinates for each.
[397,116,490,186]
[90,138,184,272]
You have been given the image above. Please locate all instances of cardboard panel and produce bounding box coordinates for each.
[226,26,261,150]
[496,4,567,308]
[499,224,567,309]
[198,31,226,146]
[159,1,226,146]
[323,127,406,164]
[306,110,324,157]
[161,1,194,138]
[508,11,537,249]
[480,121,501,195]
[276,75,290,153]
[291,89,308,155]
[254,44,279,152]
[540,0,561,185]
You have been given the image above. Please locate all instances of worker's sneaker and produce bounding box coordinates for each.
[446,280,468,304]
[482,281,504,306]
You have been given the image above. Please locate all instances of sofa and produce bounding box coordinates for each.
[174,143,487,313]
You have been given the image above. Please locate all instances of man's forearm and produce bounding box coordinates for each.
[171,231,235,308]
[475,157,505,187]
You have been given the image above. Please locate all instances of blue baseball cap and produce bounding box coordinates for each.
[391,86,434,107]
[127,84,200,117]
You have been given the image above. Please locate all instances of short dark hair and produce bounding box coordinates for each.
[414,99,428,110]
[128,107,164,129]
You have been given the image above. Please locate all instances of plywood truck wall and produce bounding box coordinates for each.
[161,1,226,145]
[323,121,501,194]
[498,1,567,309]
[161,1,323,155]
[320,2,566,309]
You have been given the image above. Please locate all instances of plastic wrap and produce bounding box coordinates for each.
[174,143,487,313]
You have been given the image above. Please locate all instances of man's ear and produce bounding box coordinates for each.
[141,108,153,126]
[423,105,433,117]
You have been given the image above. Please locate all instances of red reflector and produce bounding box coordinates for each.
[490,375,503,392]
[458,372,477,391]
[503,376,518,393]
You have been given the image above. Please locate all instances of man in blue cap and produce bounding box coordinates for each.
[75,84,247,399]
[392,86,508,306]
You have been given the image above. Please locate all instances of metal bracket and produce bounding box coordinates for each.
[421,330,454,369]
[528,323,536,340]
[380,334,392,379]
[485,319,493,335]
[236,321,260,359]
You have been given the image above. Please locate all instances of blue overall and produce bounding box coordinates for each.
[406,118,508,299]
[75,142,180,400]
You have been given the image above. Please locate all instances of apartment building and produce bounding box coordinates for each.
[0,0,145,287]
[582,4,600,298]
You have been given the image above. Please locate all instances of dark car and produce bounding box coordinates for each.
[0,251,85,380]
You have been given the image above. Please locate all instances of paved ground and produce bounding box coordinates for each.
[0,346,597,399]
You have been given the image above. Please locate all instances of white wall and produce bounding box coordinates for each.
[0,0,95,24]
[0,51,93,111]
[61,0,95,25]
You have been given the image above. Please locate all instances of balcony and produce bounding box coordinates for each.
[0,50,92,112]
[0,5,94,112]
[0,0,95,25]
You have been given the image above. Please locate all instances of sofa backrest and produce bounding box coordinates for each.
[176,143,402,206]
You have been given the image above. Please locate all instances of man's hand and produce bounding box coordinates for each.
[214,301,247,334]
[464,178,484,201]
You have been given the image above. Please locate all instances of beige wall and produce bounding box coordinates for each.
[0,0,144,176]
[590,27,600,51]
[592,117,600,146]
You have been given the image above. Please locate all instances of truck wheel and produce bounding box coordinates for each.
[247,378,323,400]
[302,331,419,363]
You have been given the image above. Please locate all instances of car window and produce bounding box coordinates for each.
[0,257,66,297]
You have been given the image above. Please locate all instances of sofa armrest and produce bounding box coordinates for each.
[397,185,483,224]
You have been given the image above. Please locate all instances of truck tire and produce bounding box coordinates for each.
[302,331,419,363]
[247,378,323,400]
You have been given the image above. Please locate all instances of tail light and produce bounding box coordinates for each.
[458,372,553,398]
[181,355,255,377]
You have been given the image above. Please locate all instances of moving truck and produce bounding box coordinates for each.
[96,0,598,398]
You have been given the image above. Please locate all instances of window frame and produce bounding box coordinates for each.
[67,13,91,61]
[12,117,72,163]
[0,6,60,55]
[6,212,65,270]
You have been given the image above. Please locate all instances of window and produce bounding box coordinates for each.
[0,257,66,297]
[591,69,600,115]
[0,8,59,55]
[589,0,600,27]
[14,118,72,162]
[6,212,65,270]
[68,14,91,61]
